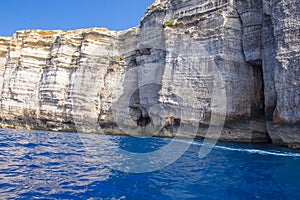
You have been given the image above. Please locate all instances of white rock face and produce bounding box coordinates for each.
[262,0,300,147]
[0,0,299,148]
[0,36,11,96]
[0,28,126,132]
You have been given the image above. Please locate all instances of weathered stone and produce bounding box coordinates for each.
[262,0,300,146]
[0,0,299,148]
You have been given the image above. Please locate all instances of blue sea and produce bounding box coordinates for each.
[0,128,300,199]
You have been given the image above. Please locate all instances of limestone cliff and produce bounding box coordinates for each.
[0,0,299,148]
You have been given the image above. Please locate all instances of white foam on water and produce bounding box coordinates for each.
[176,139,300,157]
[212,145,300,157]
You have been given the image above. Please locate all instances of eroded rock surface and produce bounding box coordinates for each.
[262,0,300,148]
[0,0,299,148]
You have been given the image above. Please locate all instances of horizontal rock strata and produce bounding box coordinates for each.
[0,0,299,148]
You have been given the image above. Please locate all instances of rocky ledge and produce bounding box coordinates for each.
[0,0,299,148]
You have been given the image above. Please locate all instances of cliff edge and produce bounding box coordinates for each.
[0,0,299,148]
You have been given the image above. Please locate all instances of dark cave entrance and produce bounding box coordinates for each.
[137,115,152,127]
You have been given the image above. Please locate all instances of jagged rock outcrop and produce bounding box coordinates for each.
[0,0,299,148]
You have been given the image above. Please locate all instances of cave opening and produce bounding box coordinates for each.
[251,64,266,120]
[137,115,152,127]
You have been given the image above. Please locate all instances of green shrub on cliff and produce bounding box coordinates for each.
[163,20,183,27]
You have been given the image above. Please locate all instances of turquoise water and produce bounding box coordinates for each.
[0,128,300,199]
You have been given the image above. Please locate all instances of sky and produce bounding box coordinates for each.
[0,0,154,36]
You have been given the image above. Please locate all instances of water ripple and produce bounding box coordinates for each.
[0,129,299,199]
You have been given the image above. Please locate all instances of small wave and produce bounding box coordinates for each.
[212,145,300,157]
[177,140,300,157]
